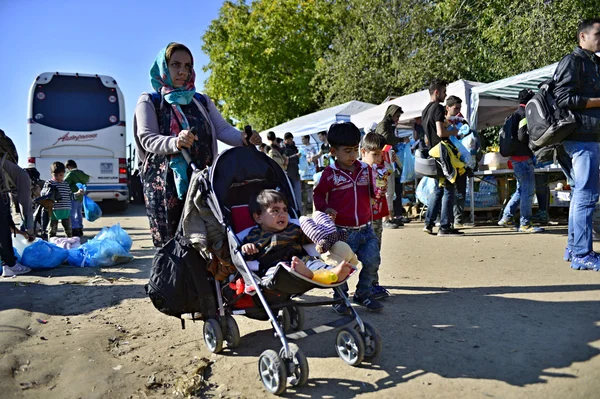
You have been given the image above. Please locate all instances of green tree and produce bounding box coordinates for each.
[313,0,597,109]
[202,0,343,130]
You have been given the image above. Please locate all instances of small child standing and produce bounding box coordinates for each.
[65,160,90,237]
[313,122,387,313]
[242,189,352,281]
[46,162,82,238]
[361,133,392,247]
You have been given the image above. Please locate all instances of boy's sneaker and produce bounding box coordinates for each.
[454,222,474,228]
[518,224,544,233]
[423,225,434,234]
[531,211,550,224]
[570,251,600,271]
[390,219,404,227]
[382,221,398,229]
[2,263,32,277]
[371,283,391,300]
[437,228,465,237]
[332,302,351,315]
[564,248,572,262]
[498,217,515,227]
[353,294,384,312]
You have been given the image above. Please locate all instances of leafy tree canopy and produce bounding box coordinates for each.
[203,0,598,130]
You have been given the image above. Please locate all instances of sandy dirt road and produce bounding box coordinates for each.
[1,204,600,398]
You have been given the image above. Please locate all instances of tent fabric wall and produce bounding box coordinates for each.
[469,63,558,129]
[351,80,481,131]
[259,100,375,145]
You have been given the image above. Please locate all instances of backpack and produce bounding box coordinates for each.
[526,79,577,151]
[0,129,18,165]
[145,233,216,329]
[498,112,520,157]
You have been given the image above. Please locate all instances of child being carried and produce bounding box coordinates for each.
[241,189,353,283]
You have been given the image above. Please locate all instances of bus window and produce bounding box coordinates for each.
[33,75,120,132]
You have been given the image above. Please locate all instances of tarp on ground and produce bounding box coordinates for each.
[351,80,482,131]
[469,63,558,129]
[259,100,376,145]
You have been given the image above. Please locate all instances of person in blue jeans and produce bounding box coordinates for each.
[498,90,543,233]
[553,19,600,270]
[421,79,464,237]
[313,122,385,313]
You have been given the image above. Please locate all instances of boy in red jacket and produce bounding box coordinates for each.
[313,122,385,312]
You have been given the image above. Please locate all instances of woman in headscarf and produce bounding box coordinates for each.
[134,42,261,247]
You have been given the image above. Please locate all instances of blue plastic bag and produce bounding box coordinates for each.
[21,240,68,269]
[83,195,102,222]
[450,135,474,169]
[94,223,132,252]
[86,239,133,267]
[416,177,438,208]
[400,143,415,183]
[67,223,134,267]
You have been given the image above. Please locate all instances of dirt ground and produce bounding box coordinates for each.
[2,204,600,399]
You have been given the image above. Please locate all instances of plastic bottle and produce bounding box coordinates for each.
[312,269,338,284]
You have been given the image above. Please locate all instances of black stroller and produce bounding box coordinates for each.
[192,144,382,395]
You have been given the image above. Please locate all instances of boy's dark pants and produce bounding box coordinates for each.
[49,218,72,238]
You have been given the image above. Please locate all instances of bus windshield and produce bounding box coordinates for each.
[32,75,120,132]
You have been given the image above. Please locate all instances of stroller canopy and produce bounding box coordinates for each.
[208,146,299,226]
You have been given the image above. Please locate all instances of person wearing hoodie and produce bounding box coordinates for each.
[375,104,404,228]
[376,104,403,147]
[65,160,90,237]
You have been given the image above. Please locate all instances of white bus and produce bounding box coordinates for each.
[27,72,129,211]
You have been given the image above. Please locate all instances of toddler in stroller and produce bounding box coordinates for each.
[241,189,353,283]
[194,145,382,395]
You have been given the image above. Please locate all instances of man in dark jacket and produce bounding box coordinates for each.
[282,132,302,213]
[497,90,543,233]
[375,104,403,147]
[554,18,600,270]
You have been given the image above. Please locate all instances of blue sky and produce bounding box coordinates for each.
[0,0,226,166]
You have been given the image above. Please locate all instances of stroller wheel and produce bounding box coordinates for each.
[356,321,382,360]
[224,315,241,348]
[203,319,224,353]
[279,343,309,387]
[276,308,291,334]
[335,327,364,366]
[288,306,305,331]
[258,349,287,395]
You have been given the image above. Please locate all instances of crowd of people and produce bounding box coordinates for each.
[0,147,90,277]
[3,20,600,308]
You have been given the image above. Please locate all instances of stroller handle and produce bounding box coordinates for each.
[182,125,256,169]
[181,127,198,171]
[244,125,257,149]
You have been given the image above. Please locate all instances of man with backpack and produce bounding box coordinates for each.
[554,18,600,270]
[497,90,543,233]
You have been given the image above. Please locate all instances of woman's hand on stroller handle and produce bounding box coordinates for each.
[176,129,198,150]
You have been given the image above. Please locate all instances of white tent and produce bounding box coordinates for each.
[259,100,376,145]
[469,63,558,129]
[351,80,482,131]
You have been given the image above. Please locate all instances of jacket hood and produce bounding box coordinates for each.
[383,104,402,121]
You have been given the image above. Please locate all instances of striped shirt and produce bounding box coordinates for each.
[49,180,73,220]
[243,223,312,274]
